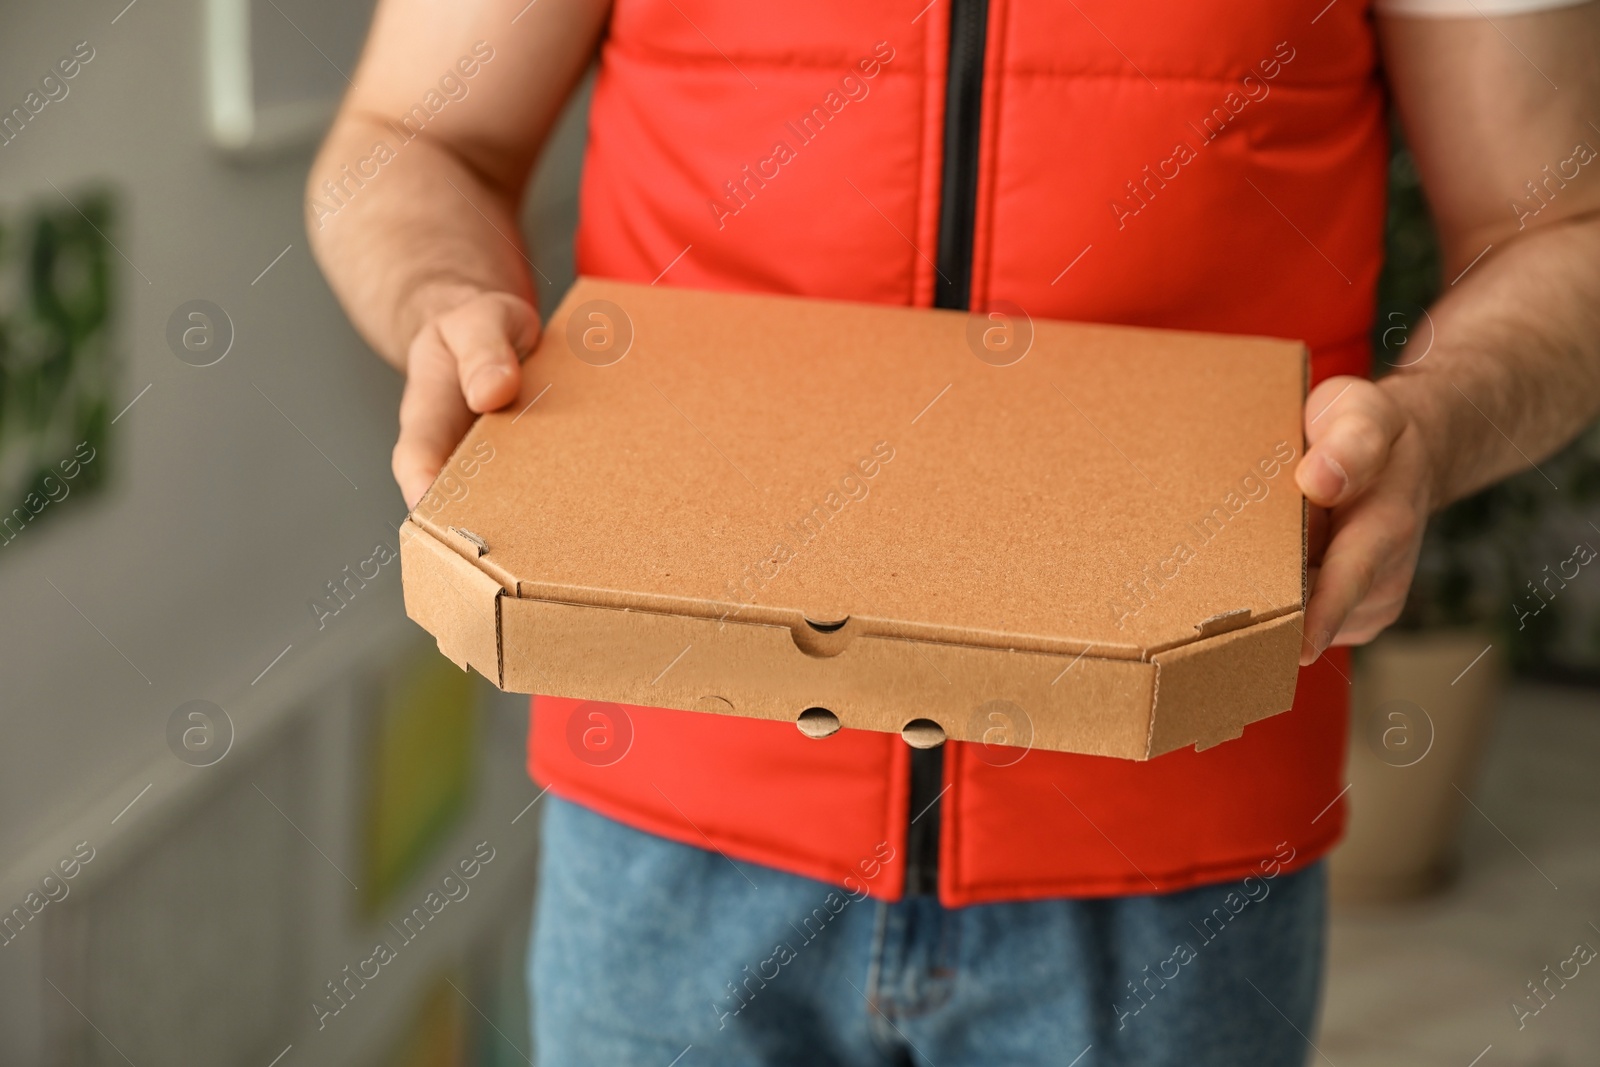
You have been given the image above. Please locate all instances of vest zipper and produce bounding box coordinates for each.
[933,0,990,312]
[904,0,990,899]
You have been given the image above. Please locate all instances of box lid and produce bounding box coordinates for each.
[401,278,1308,758]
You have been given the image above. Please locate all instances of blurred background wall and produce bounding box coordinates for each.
[1,2,1598,1067]
[0,2,587,1064]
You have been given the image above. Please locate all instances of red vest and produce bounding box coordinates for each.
[529,0,1384,905]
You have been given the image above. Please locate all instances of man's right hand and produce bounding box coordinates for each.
[395,288,540,508]
[305,0,606,508]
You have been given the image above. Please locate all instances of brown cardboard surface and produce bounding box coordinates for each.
[400,278,1308,759]
[397,520,501,683]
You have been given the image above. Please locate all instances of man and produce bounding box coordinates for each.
[309,0,1600,1062]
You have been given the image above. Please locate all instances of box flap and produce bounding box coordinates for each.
[1147,610,1305,756]
[398,519,503,685]
[410,278,1306,662]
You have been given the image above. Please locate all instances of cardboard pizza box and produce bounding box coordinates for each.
[399,277,1307,760]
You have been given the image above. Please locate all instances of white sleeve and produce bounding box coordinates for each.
[1374,0,1592,17]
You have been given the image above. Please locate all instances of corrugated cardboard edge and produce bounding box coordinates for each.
[1147,610,1304,757]
[398,519,504,686]
[496,592,1163,757]
[1301,343,1312,610]
[398,522,1303,761]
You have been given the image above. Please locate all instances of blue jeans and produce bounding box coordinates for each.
[530,796,1324,1066]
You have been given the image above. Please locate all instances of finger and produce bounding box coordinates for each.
[394,328,474,509]
[1331,589,1411,646]
[1296,377,1404,509]
[437,293,541,414]
[1329,557,1416,643]
[1301,528,1372,665]
[1300,494,1417,664]
[1306,504,1331,567]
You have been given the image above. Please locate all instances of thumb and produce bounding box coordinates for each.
[1296,377,1404,508]
[394,337,474,510]
[436,292,542,414]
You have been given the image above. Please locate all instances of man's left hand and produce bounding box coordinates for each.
[1295,375,1434,665]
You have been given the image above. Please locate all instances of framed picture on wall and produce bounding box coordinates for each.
[204,0,377,156]
[0,189,115,553]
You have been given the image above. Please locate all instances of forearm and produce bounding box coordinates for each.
[306,114,534,370]
[1374,5,1600,513]
[1380,211,1600,510]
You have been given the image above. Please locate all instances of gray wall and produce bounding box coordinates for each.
[0,1,589,1062]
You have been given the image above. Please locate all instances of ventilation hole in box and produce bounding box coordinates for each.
[791,617,852,658]
[901,718,946,749]
[796,707,842,739]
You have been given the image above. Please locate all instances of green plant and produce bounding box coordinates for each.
[0,188,115,542]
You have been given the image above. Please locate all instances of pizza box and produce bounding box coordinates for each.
[399,277,1307,759]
